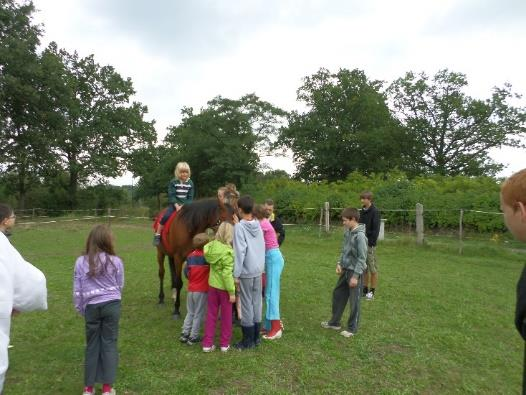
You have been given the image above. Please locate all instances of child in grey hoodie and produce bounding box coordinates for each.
[321,207,367,338]
[233,195,266,350]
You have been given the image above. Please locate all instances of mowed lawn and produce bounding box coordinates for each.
[4,219,524,394]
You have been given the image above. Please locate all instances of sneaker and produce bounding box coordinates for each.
[186,336,201,345]
[153,234,161,246]
[220,345,230,352]
[340,330,354,338]
[202,345,216,352]
[320,321,341,330]
[366,291,374,300]
[102,390,116,395]
[82,392,93,395]
[179,333,189,343]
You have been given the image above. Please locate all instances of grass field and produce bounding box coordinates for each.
[4,219,525,394]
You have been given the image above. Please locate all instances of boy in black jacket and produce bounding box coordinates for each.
[359,191,380,300]
[501,168,526,393]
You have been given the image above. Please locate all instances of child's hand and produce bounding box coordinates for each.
[348,276,358,288]
[175,203,182,211]
[335,264,342,275]
[229,295,236,303]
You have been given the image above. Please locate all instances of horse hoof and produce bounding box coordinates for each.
[157,301,165,307]
[172,313,181,320]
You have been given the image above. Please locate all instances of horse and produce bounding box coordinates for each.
[155,198,234,319]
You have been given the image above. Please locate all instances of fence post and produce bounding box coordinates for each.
[324,202,330,233]
[459,209,464,254]
[416,203,424,245]
[318,207,323,237]
[107,207,111,226]
[378,219,387,241]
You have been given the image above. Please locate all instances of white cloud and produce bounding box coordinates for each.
[31,0,526,182]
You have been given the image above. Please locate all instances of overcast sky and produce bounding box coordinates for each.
[31,0,526,184]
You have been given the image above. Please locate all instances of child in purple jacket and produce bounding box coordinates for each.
[74,224,124,395]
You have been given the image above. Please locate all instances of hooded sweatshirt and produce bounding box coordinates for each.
[204,240,235,296]
[339,224,368,279]
[233,219,265,279]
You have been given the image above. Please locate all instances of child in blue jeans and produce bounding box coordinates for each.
[74,224,124,395]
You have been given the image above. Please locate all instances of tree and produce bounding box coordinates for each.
[163,94,286,196]
[278,68,412,182]
[42,44,157,207]
[129,145,176,209]
[0,0,51,208]
[388,69,526,176]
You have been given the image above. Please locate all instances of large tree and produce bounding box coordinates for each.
[0,0,51,207]
[163,94,286,196]
[388,69,526,176]
[42,43,157,207]
[279,68,413,182]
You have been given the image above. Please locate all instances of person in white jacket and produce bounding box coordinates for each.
[0,204,47,394]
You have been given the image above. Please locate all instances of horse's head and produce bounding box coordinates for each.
[215,200,235,228]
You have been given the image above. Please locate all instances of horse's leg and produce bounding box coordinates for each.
[157,248,165,305]
[169,254,184,319]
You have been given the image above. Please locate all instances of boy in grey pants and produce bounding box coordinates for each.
[321,207,368,338]
[233,195,265,350]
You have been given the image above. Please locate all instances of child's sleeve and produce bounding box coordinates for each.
[233,225,247,278]
[167,180,177,204]
[183,263,190,280]
[185,180,195,203]
[516,266,526,340]
[73,259,84,314]
[220,250,236,296]
[352,234,368,279]
[117,258,125,290]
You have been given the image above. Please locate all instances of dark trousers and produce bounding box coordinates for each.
[329,270,362,333]
[84,300,121,386]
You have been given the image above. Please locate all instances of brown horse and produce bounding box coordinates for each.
[156,198,234,318]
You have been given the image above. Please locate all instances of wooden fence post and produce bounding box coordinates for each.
[324,202,330,233]
[416,203,424,245]
[459,209,464,254]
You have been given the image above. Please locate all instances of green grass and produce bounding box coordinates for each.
[5,220,524,394]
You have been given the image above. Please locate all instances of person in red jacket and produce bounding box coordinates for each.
[180,233,211,345]
[501,168,526,394]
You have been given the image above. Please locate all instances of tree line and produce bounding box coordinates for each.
[1,0,525,210]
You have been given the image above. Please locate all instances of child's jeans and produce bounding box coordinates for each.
[159,204,175,226]
[84,300,121,386]
[202,287,232,348]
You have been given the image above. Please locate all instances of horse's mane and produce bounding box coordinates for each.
[177,198,231,234]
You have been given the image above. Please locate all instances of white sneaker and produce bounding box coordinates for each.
[220,345,230,352]
[202,345,216,352]
[340,330,354,338]
[366,291,374,300]
[102,389,116,395]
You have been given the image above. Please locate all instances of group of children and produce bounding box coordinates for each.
[180,194,285,353]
